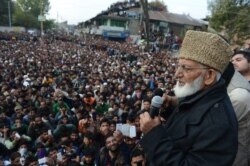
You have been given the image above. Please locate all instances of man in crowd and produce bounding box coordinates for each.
[141,98,151,111]
[232,49,250,83]
[139,30,238,165]
[130,147,146,166]
[27,115,51,140]
[80,149,95,166]
[222,62,250,166]
[96,134,129,166]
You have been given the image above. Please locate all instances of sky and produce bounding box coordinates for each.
[47,0,209,25]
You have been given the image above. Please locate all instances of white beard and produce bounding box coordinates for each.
[174,74,204,98]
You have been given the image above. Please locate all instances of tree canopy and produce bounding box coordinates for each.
[13,0,54,30]
[0,0,14,26]
[208,0,250,44]
[148,0,168,11]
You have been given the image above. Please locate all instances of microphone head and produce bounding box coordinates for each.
[151,96,163,108]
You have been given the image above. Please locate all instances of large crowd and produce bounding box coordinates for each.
[0,31,178,166]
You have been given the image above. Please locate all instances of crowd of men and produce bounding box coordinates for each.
[0,31,177,166]
[0,30,250,166]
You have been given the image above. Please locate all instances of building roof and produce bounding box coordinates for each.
[149,11,204,27]
[84,5,206,27]
[127,8,205,27]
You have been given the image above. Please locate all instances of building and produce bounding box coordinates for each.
[79,0,207,41]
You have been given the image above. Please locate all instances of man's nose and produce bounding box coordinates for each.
[174,68,182,79]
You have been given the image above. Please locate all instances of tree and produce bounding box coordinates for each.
[13,0,53,30]
[0,0,14,26]
[208,0,250,44]
[148,0,168,11]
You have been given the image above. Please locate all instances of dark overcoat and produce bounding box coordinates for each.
[140,79,238,166]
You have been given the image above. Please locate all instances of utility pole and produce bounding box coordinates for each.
[8,0,12,28]
[40,0,44,36]
[140,0,150,50]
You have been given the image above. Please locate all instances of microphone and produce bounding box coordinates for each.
[149,96,163,118]
[151,96,163,109]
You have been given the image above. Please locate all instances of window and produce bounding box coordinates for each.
[99,19,108,26]
[110,20,126,28]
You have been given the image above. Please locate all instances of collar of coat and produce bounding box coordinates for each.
[175,79,228,125]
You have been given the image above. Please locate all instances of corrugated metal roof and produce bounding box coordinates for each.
[126,8,204,27]
[149,11,204,26]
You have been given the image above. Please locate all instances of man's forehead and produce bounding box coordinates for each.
[232,54,245,59]
[132,155,144,160]
[106,136,114,142]
[178,59,201,66]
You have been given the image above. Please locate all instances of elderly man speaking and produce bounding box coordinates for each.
[139,30,238,166]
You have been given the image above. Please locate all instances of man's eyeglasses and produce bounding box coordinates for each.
[176,64,209,73]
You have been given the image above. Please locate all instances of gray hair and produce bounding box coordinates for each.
[199,63,221,82]
[216,72,222,82]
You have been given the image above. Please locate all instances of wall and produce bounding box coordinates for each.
[0,26,26,32]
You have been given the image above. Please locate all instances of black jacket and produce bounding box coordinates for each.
[140,79,238,166]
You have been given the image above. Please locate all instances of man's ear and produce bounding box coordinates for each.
[204,69,218,86]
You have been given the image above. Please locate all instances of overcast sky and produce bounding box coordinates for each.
[47,0,209,25]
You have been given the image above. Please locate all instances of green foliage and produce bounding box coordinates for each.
[15,0,50,15]
[13,7,38,28]
[148,0,168,11]
[43,19,56,30]
[0,0,14,26]
[208,0,250,44]
[13,0,53,29]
